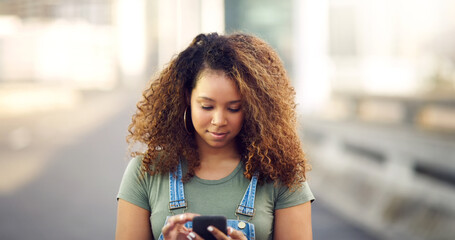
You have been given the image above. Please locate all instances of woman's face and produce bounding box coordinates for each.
[190,69,244,151]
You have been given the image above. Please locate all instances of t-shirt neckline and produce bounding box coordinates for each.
[191,161,243,185]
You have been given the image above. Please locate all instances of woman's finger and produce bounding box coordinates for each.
[162,213,200,239]
[186,231,203,240]
[226,227,247,240]
[176,213,200,224]
[206,226,247,240]
[161,219,176,235]
[206,226,229,240]
[166,213,201,228]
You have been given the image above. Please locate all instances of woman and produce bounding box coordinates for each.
[116,33,314,240]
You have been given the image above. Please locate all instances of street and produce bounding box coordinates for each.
[0,90,379,240]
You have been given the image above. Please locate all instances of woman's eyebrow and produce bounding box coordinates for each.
[197,96,241,104]
[197,96,215,102]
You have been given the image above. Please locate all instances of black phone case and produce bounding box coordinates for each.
[193,216,227,240]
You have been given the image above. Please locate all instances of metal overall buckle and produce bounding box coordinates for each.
[168,199,187,215]
[235,204,255,229]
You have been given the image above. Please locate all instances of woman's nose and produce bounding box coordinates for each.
[211,110,227,126]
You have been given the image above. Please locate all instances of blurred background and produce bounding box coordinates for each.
[0,0,454,239]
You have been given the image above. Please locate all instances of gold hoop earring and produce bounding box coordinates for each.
[183,107,192,134]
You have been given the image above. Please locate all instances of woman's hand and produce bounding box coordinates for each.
[162,213,199,240]
[209,226,247,240]
[187,226,247,240]
[162,213,247,240]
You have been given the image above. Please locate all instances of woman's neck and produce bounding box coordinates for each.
[195,141,241,180]
[195,135,240,163]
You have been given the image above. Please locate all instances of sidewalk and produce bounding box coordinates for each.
[0,84,384,240]
[0,83,137,194]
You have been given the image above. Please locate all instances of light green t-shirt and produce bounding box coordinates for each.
[117,156,314,239]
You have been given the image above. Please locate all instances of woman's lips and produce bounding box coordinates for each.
[210,132,228,140]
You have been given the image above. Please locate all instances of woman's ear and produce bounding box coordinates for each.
[185,90,191,105]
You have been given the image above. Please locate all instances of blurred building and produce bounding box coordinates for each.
[0,0,223,116]
[295,1,455,240]
[0,0,224,90]
[1,0,455,239]
[0,0,117,89]
[226,1,455,239]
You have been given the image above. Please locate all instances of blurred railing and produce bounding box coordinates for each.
[302,92,455,240]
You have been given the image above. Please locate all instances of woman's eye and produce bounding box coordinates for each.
[228,108,241,113]
[201,106,213,110]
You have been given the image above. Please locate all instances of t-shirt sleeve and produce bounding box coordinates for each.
[117,156,151,211]
[274,181,315,210]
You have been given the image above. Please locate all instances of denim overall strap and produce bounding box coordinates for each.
[235,173,258,217]
[160,163,257,240]
[168,162,187,210]
[158,162,189,240]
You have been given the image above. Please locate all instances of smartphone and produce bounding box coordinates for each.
[192,215,227,240]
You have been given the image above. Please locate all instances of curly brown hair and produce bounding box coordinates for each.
[127,32,310,188]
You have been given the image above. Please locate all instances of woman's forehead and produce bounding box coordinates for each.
[192,69,241,101]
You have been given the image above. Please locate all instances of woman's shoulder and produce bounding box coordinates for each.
[123,155,164,180]
[130,155,144,165]
[257,179,314,199]
[121,154,170,190]
[126,154,162,172]
[122,155,143,173]
[269,180,315,209]
[123,155,146,174]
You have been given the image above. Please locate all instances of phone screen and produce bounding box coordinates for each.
[193,216,227,240]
